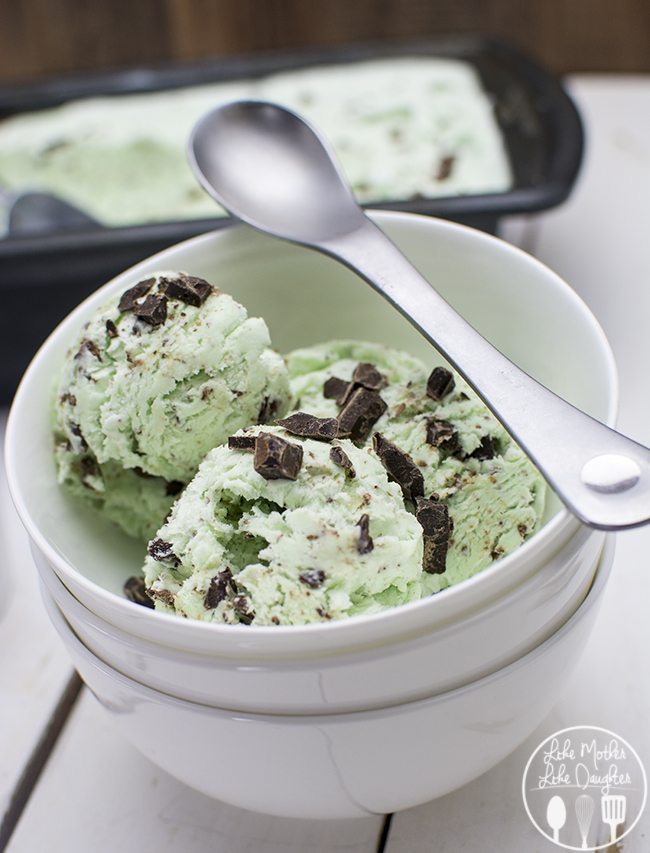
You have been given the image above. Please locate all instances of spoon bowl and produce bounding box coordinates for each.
[190,101,364,243]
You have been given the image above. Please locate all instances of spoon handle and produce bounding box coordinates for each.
[320,217,650,531]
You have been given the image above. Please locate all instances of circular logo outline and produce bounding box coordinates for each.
[522,725,647,851]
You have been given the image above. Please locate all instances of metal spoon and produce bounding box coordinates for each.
[1,188,99,236]
[189,100,650,531]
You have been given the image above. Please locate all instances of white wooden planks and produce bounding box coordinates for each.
[6,691,385,853]
[0,414,75,836]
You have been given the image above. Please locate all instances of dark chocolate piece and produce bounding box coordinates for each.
[415,497,452,574]
[258,396,279,424]
[161,274,213,306]
[337,388,387,443]
[105,319,118,338]
[204,568,236,609]
[228,435,257,451]
[76,339,102,361]
[323,376,349,402]
[165,480,184,496]
[133,293,168,327]
[469,436,496,460]
[80,455,98,478]
[426,367,455,401]
[69,423,88,450]
[60,392,76,406]
[356,514,374,554]
[148,588,175,606]
[352,362,384,391]
[147,538,181,567]
[276,412,338,441]
[372,433,424,501]
[436,155,455,181]
[233,594,255,624]
[299,569,326,588]
[253,432,303,480]
[123,576,154,608]
[426,419,461,456]
[118,278,155,312]
[329,445,356,479]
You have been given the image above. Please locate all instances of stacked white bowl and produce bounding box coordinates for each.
[6,212,616,819]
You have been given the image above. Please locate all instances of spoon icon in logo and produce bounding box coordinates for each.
[546,795,567,844]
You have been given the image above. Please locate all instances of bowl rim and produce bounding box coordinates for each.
[6,210,618,647]
[41,534,614,721]
[36,522,605,670]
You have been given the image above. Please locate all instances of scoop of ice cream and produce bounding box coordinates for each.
[54,453,178,542]
[287,340,546,592]
[143,425,425,625]
[54,272,291,537]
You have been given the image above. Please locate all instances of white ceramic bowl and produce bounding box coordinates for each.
[40,537,614,820]
[33,526,605,712]
[5,212,617,666]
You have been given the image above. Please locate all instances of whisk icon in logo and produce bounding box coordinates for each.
[522,726,646,850]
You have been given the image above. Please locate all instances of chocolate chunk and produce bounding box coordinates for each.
[254,432,303,480]
[258,396,279,425]
[415,497,452,574]
[165,480,184,496]
[147,538,181,567]
[60,392,76,406]
[373,433,424,501]
[436,155,455,181]
[105,319,118,338]
[148,588,175,606]
[299,569,326,588]
[123,576,154,608]
[80,455,98,477]
[69,423,88,451]
[469,436,496,460]
[228,435,257,451]
[323,376,350,403]
[118,278,155,312]
[133,293,167,327]
[75,339,102,361]
[316,606,332,620]
[276,412,338,441]
[329,445,356,479]
[356,514,374,554]
[233,594,255,624]
[204,568,236,609]
[426,418,461,456]
[352,362,385,391]
[337,388,387,443]
[426,367,455,401]
[161,274,213,306]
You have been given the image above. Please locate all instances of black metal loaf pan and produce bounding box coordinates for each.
[0,36,583,402]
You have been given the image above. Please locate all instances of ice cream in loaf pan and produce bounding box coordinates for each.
[141,340,546,624]
[0,58,511,227]
[53,272,290,540]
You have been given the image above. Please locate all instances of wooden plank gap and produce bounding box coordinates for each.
[0,673,82,852]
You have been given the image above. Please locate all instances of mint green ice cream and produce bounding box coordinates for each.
[288,340,546,592]
[140,340,546,624]
[53,272,290,540]
[143,425,427,624]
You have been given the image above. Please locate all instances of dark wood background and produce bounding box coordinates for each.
[2,0,650,83]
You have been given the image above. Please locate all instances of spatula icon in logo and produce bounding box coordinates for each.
[575,794,595,849]
[602,794,626,844]
[546,795,567,844]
